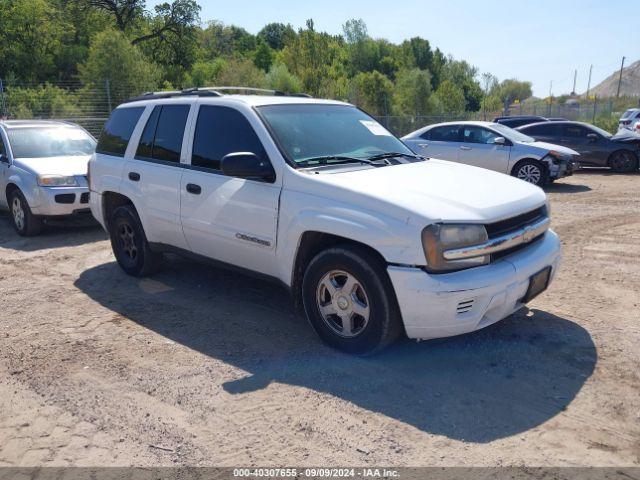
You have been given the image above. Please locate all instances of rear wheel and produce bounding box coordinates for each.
[109,205,162,277]
[301,245,403,355]
[8,189,43,236]
[608,150,638,173]
[512,160,548,187]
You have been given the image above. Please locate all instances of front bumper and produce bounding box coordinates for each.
[548,158,574,179]
[30,186,91,216]
[388,230,561,340]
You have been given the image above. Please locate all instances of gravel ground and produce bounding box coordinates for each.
[0,171,638,467]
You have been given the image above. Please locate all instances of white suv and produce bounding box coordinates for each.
[89,88,562,354]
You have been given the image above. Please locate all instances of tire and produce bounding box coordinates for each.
[608,150,638,173]
[301,244,403,355]
[109,205,162,277]
[8,189,43,236]
[512,160,548,187]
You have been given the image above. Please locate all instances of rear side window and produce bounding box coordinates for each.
[135,104,190,163]
[424,125,460,142]
[96,107,144,156]
[523,124,558,136]
[191,106,266,171]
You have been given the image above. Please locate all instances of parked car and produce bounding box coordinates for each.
[89,88,561,354]
[517,121,640,173]
[0,120,96,236]
[493,115,550,128]
[619,108,640,131]
[402,121,577,187]
[634,121,640,135]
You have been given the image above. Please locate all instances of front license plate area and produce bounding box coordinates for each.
[521,267,552,303]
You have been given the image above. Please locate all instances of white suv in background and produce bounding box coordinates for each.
[619,108,640,131]
[89,88,561,354]
[402,121,577,187]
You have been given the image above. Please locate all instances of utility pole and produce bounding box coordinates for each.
[548,81,553,117]
[571,69,577,96]
[616,56,625,98]
[586,64,593,98]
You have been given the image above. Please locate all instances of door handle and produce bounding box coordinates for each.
[418,143,429,148]
[186,183,202,195]
[459,146,472,151]
[128,172,140,181]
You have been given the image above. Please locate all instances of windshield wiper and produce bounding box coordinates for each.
[297,155,379,167]
[367,152,423,161]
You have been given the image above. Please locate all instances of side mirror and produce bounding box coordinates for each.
[493,136,506,146]
[221,152,275,181]
[587,133,598,142]
[0,153,9,164]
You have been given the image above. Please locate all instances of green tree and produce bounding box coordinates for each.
[79,29,159,105]
[257,23,295,50]
[433,79,465,113]
[393,69,432,116]
[253,41,274,72]
[265,63,302,93]
[0,0,67,82]
[492,79,533,110]
[215,58,266,88]
[351,71,393,116]
[186,59,226,87]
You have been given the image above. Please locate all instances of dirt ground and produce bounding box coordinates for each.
[0,171,638,467]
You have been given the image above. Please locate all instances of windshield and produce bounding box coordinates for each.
[490,123,536,143]
[621,109,637,119]
[257,104,415,165]
[7,126,96,159]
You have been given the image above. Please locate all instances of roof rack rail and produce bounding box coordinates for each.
[123,86,312,104]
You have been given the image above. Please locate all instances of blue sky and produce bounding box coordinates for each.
[150,0,637,97]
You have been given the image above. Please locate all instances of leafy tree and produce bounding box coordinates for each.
[393,69,432,116]
[6,84,81,118]
[491,79,533,110]
[79,29,159,105]
[87,0,144,31]
[186,59,226,87]
[351,71,393,116]
[266,63,302,93]
[442,59,483,111]
[0,0,67,82]
[254,41,274,72]
[258,23,295,50]
[215,58,266,88]
[433,79,465,113]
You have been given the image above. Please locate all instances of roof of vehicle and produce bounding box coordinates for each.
[422,120,500,128]
[119,88,350,109]
[517,120,592,130]
[493,115,548,121]
[0,119,81,129]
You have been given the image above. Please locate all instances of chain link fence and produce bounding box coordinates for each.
[0,78,633,138]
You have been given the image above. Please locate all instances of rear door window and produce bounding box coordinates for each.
[563,125,589,138]
[135,104,190,164]
[96,107,145,156]
[424,125,461,142]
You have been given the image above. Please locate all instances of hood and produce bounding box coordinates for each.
[290,159,547,225]
[611,129,640,143]
[13,155,90,176]
[517,140,579,156]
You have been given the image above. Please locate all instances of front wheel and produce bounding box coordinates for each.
[512,160,548,187]
[109,205,162,277]
[8,189,43,236]
[608,150,638,173]
[301,245,403,355]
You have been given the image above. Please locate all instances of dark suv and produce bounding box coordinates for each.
[493,116,550,129]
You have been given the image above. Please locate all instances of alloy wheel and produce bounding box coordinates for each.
[12,197,25,232]
[118,223,138,260]
[316,269,370,338]
[517,164,542,185]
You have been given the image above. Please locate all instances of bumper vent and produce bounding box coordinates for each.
[457,299,474,314]
[55,193,76,204]
[80,192,90,204]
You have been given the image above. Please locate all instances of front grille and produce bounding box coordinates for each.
[486,207,548,261]
[486,206,546,239]
[54,193,76,204]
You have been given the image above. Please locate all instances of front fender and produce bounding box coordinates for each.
[6,171,41,208]
[275,190,426,285]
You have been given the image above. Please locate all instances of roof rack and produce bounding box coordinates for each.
[124,86,312,104]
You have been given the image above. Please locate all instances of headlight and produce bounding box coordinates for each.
[37,175,79,187]
[421,224,489,272]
